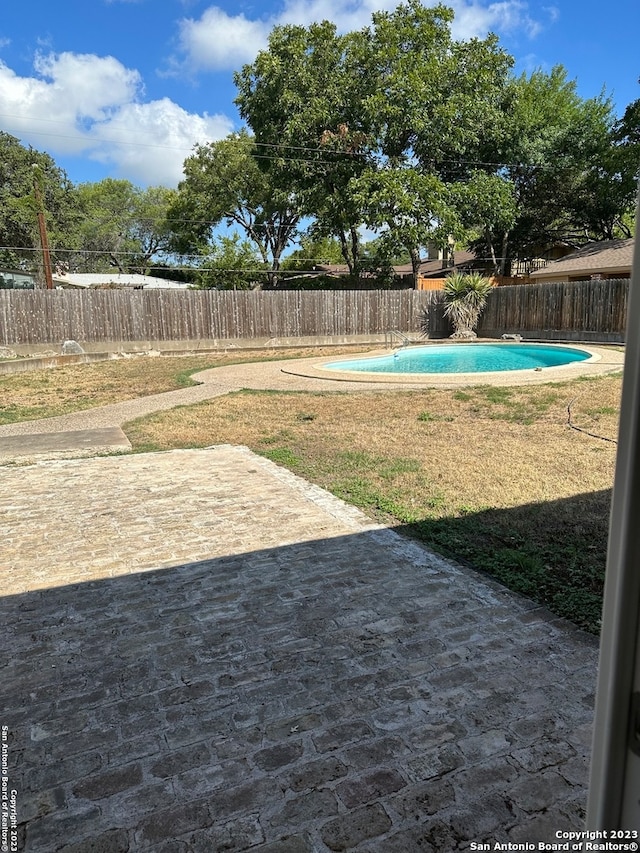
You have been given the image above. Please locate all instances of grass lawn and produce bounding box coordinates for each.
[1,349,622,633]
[0,346,363,425]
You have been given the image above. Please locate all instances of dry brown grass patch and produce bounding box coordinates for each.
[125,376,621,518]
[0,345,368,424]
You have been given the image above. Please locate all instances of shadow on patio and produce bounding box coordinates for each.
[3,520,598,852]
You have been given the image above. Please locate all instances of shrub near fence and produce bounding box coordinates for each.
[0,279,629,348]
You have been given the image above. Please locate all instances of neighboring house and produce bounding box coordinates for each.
[0,269,36,289]
[389,253,477,280]
[413,250,479,288]
[529,238,634,283]
[52,273,190,290]
[312,250,479,289]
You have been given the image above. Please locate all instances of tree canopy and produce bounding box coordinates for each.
[0,132,79,278]
[167,130,300,287]
[0,135,177,280]
[232,1,636,284]
[233,1,515,283]
[72,179,176,274]
[192,234,265,290]
[1,6,637,290]
[469,67,630,273]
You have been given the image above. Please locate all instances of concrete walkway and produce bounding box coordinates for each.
[0,353,604,851]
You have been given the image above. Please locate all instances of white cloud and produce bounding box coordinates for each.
[177,7,271,71]
[33,52,141,122]
[0,52,234,185]
[87,99,234,186]
[449,1,542,40]
[280,0,396,33]
[175,0,547,72]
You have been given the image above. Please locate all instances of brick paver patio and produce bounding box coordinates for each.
[1,445,598,852]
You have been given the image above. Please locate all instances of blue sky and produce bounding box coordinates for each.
[1,0,638,189]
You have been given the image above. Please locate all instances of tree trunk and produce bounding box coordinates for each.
[485,228,498,276]
[409,246,421,288]
[109,253,126,274]
[349,226,362,284]
[499,231,510,277]
[337,230,356,278]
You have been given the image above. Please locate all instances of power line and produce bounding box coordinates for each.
[0,113,357,154]
[0,119,361,164]
[0,245,200,260]
[2,112,612,172]
[0,242,525,271]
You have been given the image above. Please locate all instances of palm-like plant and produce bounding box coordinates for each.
[441,272,494,339]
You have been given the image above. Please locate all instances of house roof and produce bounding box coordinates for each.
[314,250,478,278]
[414,250,477,278]
[52,273,189,290]
[530,238,634,279]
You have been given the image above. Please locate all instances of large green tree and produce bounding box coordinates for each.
[73,179,176,274]
[359,2,513,280]
[168,130,300,288]
[471,67,625,273]
[234,3,640,283]
[0,132,80,279]
[234,2,514,285]
[234,21,374,281]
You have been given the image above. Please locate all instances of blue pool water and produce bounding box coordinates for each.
[326,343,592,375]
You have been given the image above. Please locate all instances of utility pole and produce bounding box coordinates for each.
[32,166,54,290]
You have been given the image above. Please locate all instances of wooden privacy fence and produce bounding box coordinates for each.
[0,289,447,346]
[0,279,629,347]
[478,278,629,342]
[416,277,447,290]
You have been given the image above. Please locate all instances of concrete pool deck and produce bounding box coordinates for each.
[281,342,625,387]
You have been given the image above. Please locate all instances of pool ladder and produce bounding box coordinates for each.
[384,329,416,348]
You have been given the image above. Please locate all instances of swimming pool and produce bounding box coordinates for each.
[325,343,593,375]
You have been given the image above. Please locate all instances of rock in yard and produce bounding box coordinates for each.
[62,340,85,354]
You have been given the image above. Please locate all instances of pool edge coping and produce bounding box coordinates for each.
[280,341,625,387]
